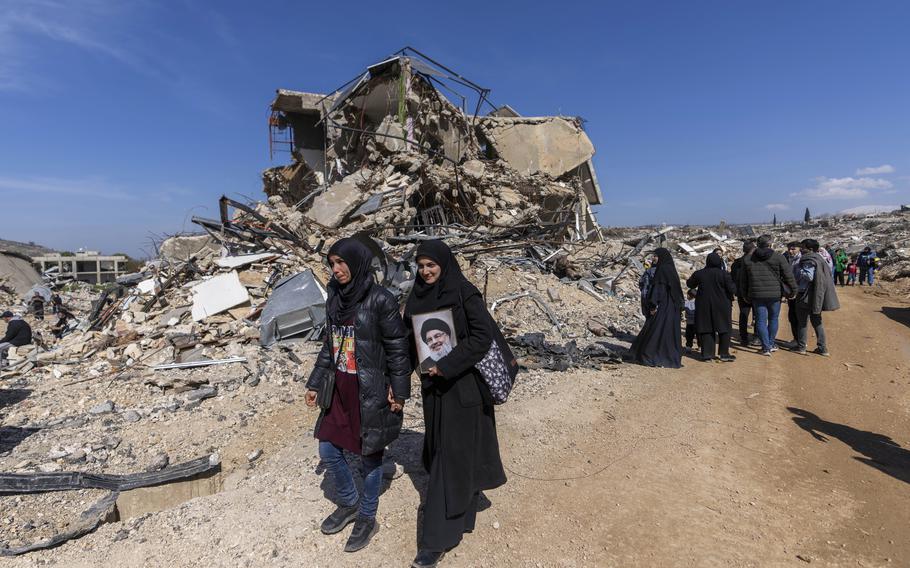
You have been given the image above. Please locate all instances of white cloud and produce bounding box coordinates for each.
[840,204,898,215]
[856,164,895,175]
[792,176,893,200]
[765,203,788,211]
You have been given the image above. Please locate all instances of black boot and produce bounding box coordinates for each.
[320,504,358,535]
[412,550,446,567]
[344,516,378,552]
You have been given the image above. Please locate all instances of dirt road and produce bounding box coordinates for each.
[477,285,910,567]
[8,286,909,567]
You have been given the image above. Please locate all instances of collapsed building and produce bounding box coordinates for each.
[261,47,603,242]
[6,49,910,558]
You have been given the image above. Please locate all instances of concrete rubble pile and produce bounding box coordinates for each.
[0,49,653,556]
[4,49,909,555]
[261,47,602,243]
[652,206,910,285]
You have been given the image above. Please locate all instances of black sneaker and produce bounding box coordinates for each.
[412,550,446,568]
[320,504,359,535]
[813,347,830,357]
[719,354,736,362]
[344,516,378,552]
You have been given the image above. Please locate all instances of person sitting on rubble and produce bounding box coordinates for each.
[0,310,32,367]
[730,240,758,346]
[29,292,45,321]
[303,237,410,554]
[743,235,797,357]
[846,258,858,285]
[792,239,839,356]
[630,248,684,368]
[50,293,63,315]
[51,309,75,339]
[686,252,737,362]
[404,239,511,568]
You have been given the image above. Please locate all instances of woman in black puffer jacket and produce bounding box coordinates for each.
[304,237,411,554]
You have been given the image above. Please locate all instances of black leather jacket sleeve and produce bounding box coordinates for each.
[437,288,493,379]
[376,291,412,400]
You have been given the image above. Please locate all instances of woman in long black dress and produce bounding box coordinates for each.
[404,240,508,568]
[630,247,684,368]
[686,252,737,362]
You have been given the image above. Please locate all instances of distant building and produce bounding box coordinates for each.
[33,250,128,284]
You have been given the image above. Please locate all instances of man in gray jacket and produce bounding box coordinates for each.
[743,235,797,356]
[793,239,840,356]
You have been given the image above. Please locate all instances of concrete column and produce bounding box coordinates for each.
[96,260,101,284]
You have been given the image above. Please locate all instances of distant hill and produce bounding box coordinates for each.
[0,238,55,258]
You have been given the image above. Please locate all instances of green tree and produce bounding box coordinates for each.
[804,208,811,224]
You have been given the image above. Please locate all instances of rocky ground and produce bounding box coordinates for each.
[1,283,907,567]
[2,207,909,565]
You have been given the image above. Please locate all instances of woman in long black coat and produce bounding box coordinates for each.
[630,248,684,368]
[686,252,737,361]
[404,240,507,568]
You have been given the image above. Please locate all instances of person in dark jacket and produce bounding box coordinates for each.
[0,310,32,367]
[630,248,684,368]
[782,241,802,346]
[304,238,411,553]
[743,235,797,356]
[730,240,756,346]
[686,253,738,362]
[404,240,508,568]
[793,239,840,356]
[857,247,878,286]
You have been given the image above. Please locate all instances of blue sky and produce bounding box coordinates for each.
[1,0,908,257]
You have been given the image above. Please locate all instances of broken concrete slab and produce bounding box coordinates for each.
[137,277,160,295]
[214,253,279,269]
[190,271,250,322]
[159,234,219,262]
[304,179,367,228]
[477,116,595,179]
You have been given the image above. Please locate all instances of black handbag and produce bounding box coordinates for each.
[316,335,345,410]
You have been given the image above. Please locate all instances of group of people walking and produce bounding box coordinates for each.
[304,237,514,568]
[632,234,849,367]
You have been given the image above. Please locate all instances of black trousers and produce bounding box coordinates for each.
[835,271,845,286]
[685,324,697,348]
[737,298,752,343]
[700,332,731,359]
[419,459,478,552]
[786,299,798,341]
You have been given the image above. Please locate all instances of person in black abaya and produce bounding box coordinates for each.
[630,247,684,368]
[404,240,510,568]
[686,252,737,362]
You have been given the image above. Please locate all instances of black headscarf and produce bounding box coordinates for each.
[325,237,375,323]
[706,252,724,269]
[651,247,685,308]
[405,239,467,315]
